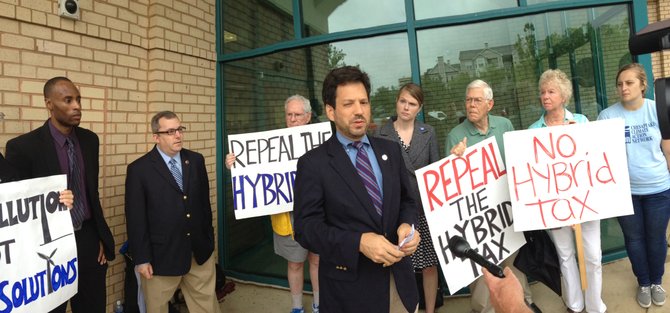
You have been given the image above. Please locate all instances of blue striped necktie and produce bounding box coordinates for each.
[65,138,85,230]
[352,141,382,216]
[169,158,183,191]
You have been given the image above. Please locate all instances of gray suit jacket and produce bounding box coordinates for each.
[374,117,440,216]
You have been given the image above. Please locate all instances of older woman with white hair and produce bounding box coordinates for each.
[528,69,606,313]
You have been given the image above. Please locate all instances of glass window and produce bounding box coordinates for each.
[222,0,295,53]
[302,0,406,36]
[222,33,411,279]
[414,0,517,20]
[526,0,562,5]
[328,33,412,127]
[417,5,631,157]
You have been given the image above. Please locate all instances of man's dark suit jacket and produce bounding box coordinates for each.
[125,146,214,276]
[0,152,17,183]
[4,121,115,260]
[375,117,440,216]
[294,134,419,313]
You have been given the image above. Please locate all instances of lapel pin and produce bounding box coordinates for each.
[185,160,189,165]
[420,127,425,131]
[381,154,388,161]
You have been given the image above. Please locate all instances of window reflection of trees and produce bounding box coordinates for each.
[415,7,630,157]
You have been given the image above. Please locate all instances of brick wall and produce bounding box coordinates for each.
[648,0,670,79]
[0,0,216,311]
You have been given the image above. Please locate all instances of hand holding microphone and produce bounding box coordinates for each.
[447,235,505,278]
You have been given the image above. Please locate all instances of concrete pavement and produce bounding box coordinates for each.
[217,251,670,313]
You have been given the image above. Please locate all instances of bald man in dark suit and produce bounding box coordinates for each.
[5,77,114,313]
[0,152,17,183]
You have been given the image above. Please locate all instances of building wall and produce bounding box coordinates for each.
[0,0,216,311]
[648,0,670,79]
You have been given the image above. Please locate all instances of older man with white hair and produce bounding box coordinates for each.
[446,79,540,313]
[225,94,320,313]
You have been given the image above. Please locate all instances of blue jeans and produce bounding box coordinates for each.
[618,188,670,286]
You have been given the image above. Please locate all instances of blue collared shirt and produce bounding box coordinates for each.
[528,108,589,129]
[336,132,383,195]
[156,147,182,174]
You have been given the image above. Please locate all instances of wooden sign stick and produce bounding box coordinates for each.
[574,223,588,291]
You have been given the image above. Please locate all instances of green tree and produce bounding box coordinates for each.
[370,85,398,119]
[327,45,347,69]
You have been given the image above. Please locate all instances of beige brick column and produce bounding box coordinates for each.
[0,1,217,311]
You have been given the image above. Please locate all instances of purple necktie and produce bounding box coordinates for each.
[65,138,85,230]
[352,141,382,216]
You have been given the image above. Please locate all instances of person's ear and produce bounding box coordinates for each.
[325,104,335,122]
[45,98,53,111]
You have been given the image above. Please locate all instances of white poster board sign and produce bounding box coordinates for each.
[503,118,633,231]
[0,175,78,313]
[228,122,333,219]
[415,137,526,293]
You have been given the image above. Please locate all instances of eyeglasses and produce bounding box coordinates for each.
[465,97,489,105]
[154,126,186,136]
[286,113,306,119]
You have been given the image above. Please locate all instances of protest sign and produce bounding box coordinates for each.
[228,122,333,219]
[0,175,77,313]
[416,137,526,293]
[503,118,633,231]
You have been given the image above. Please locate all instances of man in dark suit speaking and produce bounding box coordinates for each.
[5,76,115,313]
[125,111,219,313]
[293,66,420,313]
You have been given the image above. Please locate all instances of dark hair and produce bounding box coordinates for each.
[397,82,424,106]
[151,111,179,133]
[322,66,371,108]
[43,77,73,98]
[616,63,648,94]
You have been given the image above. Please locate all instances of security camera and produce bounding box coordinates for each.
[58,0,80,20]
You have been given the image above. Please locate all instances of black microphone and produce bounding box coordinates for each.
[448,235,505,278]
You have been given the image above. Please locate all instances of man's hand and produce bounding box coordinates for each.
[359,233,405,267]
[483,267,532,313]
[397,223,420,256]
[136,263,154,280]
[97,241,107,265]
[450,137,467,157]
[225,153,236,169]
[59,190,74,209]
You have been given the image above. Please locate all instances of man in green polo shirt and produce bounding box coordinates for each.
[445,79,513,159]
[445,79,541,313]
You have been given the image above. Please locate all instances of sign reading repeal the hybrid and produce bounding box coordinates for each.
[416,137,526,293]
[228,122,333,219]
[0,175,78,313]
[503,118,633,231]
